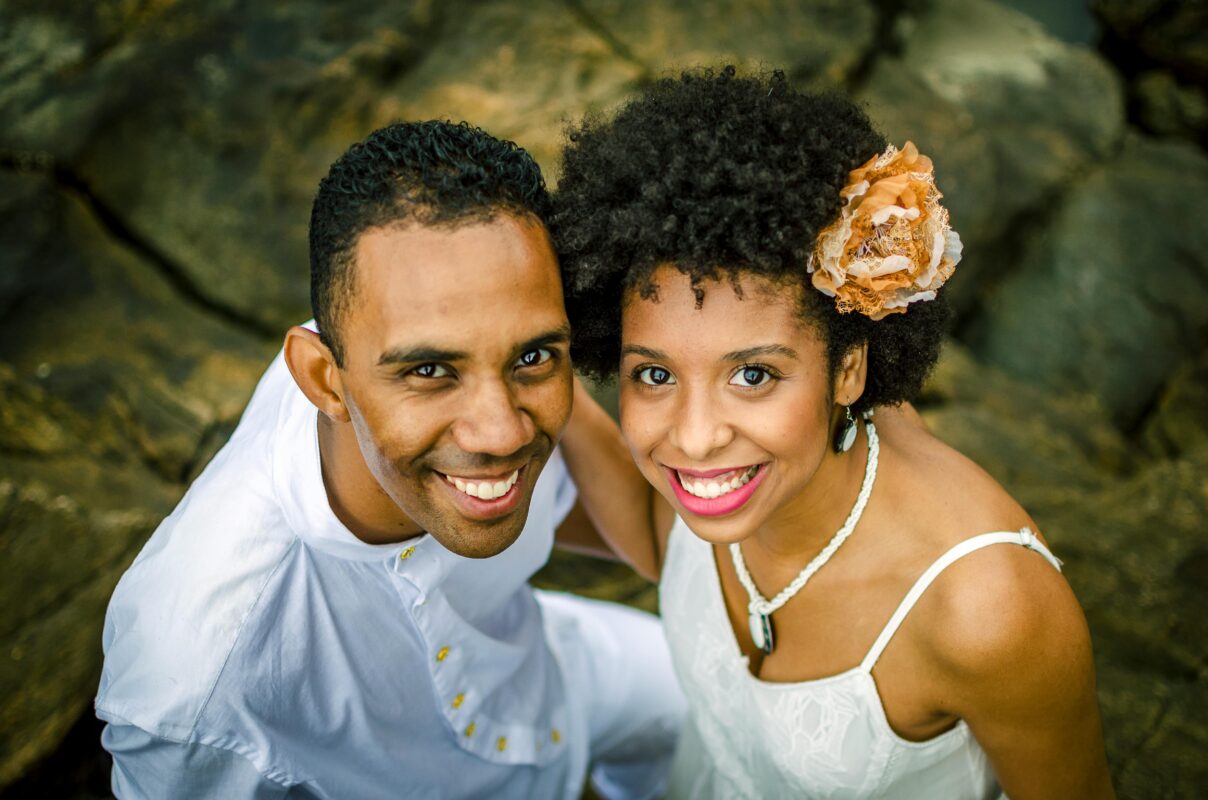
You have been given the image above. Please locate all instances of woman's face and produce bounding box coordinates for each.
[619,265,842,544]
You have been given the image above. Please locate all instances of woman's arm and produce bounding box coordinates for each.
[930,550,1115,799]
[556,378,667,581]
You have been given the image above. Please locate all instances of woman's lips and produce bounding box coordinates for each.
[665,463,768,517]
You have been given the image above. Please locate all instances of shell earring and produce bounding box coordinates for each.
[833,405,858,454]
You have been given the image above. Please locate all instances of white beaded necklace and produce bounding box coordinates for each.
[730,418,879,654]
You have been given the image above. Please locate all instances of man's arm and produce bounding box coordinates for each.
[103,722,294,799]
[555,378,664,581]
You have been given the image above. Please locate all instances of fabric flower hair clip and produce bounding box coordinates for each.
[807,141,962,320]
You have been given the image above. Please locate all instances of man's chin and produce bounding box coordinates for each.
[430,516,529,559]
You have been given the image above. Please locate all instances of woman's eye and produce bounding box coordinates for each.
[637,366,675,386]
[730,366,772,387]
[518,348,553,368]
[411,363,451,379]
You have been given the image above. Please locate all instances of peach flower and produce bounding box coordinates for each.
[807,142,962,320]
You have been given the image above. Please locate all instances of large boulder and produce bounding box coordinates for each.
[1094,0,1208,85]
[1141,349,1208,459]
[857,0,1125,314]
[571,0,875,86]
[28,0,454,331]
[964,135,1208,428]
[1052,449,1208,798]
[0,172,272,785]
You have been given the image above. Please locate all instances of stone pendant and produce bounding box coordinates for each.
[749,611,774,654]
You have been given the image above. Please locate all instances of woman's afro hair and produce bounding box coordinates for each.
[551,66,951,413]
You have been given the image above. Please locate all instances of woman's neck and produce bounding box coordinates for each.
[748,424,873,565]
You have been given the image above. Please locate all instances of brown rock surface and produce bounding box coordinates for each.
[0,172,273,785]
[965,135,1208,428]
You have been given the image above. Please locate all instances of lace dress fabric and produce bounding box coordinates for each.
[659,518,1062,799]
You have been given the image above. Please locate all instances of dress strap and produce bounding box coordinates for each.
[859,528,1062,672]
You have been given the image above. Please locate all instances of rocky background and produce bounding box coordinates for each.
[1,0,1205,797]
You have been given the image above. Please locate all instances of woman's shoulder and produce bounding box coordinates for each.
[871,405,1086,679]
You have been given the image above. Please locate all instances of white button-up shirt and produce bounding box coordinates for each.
[96,350,586,798]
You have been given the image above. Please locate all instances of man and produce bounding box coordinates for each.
[95,121,684,799]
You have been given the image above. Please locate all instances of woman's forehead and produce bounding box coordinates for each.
[621,265,820,352]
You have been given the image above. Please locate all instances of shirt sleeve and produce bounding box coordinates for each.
[103,722,294,799]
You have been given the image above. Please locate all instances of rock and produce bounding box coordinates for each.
[0,472,168,788]
[571,0,876,87]
[857,0,1125,314]
[534,551,657,614]
[65,0,445,331]
[964,135,1208,428]
[0,1,179,160]
[0,173,272,785]
[1045,450,1208,797]
[374,0,644,182]
[1093,0,1208,85]
[1132,70,1208,143]
[1141,350,1208,459]
[920,340,1132,479]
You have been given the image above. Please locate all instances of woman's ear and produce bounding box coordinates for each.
[833,342,869,408]
[283,326,351,423]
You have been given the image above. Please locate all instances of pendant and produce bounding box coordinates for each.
[748,611,774,654]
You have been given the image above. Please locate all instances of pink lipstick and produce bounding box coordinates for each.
[665,463,768,517]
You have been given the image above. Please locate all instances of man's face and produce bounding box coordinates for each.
[336,213,572,558]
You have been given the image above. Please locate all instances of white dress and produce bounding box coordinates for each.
[659,517,1062,799]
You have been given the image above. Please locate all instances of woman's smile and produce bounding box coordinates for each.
[665,463,769,517]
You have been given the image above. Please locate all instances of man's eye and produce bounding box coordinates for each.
[730,366,773,387]
[410,363,451,379]
[636,366,675,386]
[518,348,553,368]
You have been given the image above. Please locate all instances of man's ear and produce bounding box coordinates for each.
[833,342,869,408]
[283,326,350,423]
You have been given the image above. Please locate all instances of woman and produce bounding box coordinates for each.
[553,68,1113,798]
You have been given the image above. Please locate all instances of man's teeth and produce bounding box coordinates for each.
[446,470,520,501]
[678,465,759,499]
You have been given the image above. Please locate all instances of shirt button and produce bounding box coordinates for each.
[451,693,465,709]
[399,546,416,560]
[464,722,476,737]
[436,646,450,662]
[551,728,562,744]
[496,736,508,752]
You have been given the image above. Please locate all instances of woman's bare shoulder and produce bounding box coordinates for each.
[871,404,1083,668]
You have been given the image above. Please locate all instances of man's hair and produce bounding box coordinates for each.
[551,67,950,414]
[309,120,552,365]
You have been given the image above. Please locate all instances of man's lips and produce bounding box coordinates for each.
[434,462,531,521]
[439,467,522,501]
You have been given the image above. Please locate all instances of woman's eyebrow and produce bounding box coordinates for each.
[722,344,799,362]
[621,344,667,360]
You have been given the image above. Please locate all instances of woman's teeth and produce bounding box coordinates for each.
[677,465,759,499]
[445,470,520,501]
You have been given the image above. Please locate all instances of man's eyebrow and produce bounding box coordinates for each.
[722,344,799,362]
[621,345,667,360]
[517,325,571,354]
[376,325,572,367]
[377,345,469,366]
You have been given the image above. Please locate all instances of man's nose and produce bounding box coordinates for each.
[450,380,535,458]
[668,389,734,462]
